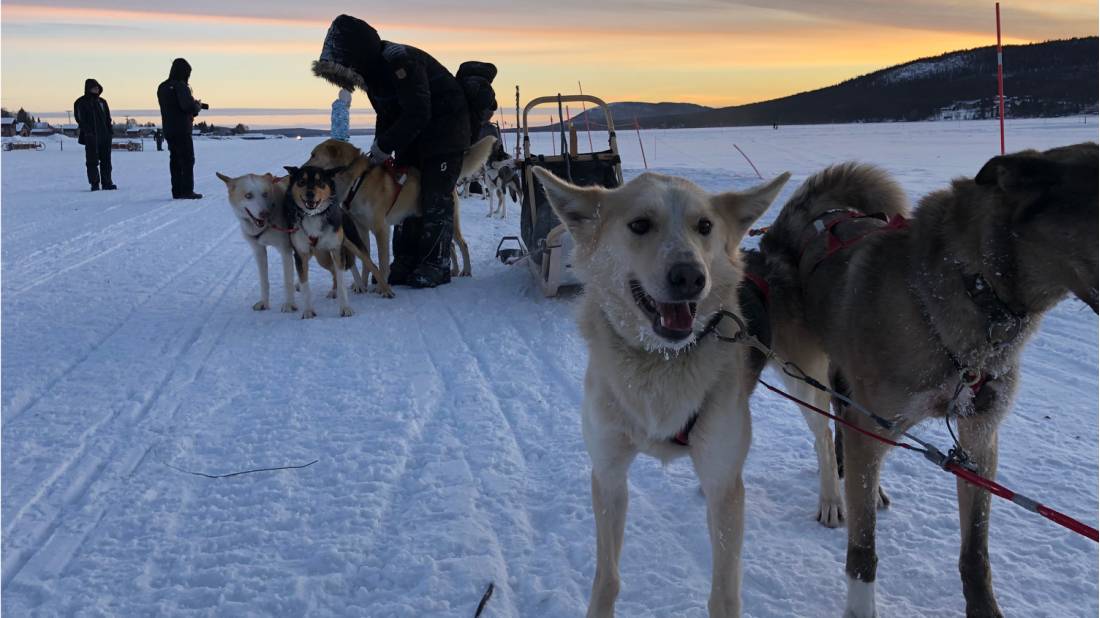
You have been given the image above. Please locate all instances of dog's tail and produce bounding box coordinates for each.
[760,163,907,263]
[460,136,497,182]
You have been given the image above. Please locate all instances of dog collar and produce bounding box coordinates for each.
[963,272,1029,348]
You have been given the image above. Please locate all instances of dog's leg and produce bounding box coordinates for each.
[278,248,297,313]
[251,243,270,311]
[348,259,366,294]
[296,250,316,319]
[326,265,338,299]
[587,444,636,618]
[783,362,843,527]
[375,223,392,289]
[691,403,751,618]
[841,409,891,618]
[343,237,393,298]
[330,249,353,317]
[955,400,1006,618]
[452,196,472,277]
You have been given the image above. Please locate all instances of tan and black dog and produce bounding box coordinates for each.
[303,136,496,294]
[757,143,1098,617]
[283,165,379,319]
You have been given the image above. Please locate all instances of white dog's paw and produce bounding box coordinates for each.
[460,268,472,278]
[326,288,337,299]
[280,302,298,313]
[300,309,317,320]
[817,494,845,528]
[350,281,369,294]
[339,306,355,317]
[876,485,891,510]
[374,285,396,299]
[252,300,269,311]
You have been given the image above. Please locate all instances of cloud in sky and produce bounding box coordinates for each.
[2,1,1095,117]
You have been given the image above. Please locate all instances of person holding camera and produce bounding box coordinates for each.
[156,58,207,199]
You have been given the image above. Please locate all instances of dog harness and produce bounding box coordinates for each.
[799,208,910,273]
[341,168,370,211]
[381,159,410,217]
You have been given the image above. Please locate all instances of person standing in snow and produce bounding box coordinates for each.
[157,58,206,199]
[312,15,470,288]
[331,88,351,141]
[73,78,116,191]
[154,128,164,151]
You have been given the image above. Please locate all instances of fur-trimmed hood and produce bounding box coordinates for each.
[312,15,380,92]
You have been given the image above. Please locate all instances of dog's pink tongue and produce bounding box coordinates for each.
[657,303,694,331]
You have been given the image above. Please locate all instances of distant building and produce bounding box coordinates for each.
[29,122,55,136]
[17,122,30,137]
[60,123,79,138]
[1,117,14,137]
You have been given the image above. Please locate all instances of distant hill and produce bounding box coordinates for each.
[560,37,1097,130]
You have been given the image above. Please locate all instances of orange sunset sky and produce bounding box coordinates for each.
[1,1,1096,127]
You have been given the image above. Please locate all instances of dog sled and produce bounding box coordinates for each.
[497,94,623,297]
[111,140,143,152]
[2,141,45,151]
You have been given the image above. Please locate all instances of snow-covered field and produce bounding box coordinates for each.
[2,118,1097,617]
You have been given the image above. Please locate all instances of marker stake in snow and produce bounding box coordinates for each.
[996,2,1005,155]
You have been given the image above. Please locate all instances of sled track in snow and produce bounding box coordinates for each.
[2,222,240,428]
[1,256,250,590]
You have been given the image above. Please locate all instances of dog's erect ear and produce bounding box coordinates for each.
[283,166,299,178]
[712,172,790,245]
[975,153,1059,193]
[532,167,604,245]
[263,172,274,182]
[216,172,233,185]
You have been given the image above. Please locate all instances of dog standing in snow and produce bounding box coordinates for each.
[217,172,298,313]
[534,166,789,617]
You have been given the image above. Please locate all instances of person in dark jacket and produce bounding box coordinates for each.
[154,128,164,151]
[73,78,115,191]
[157,58,205,199]
[312,15,471,288]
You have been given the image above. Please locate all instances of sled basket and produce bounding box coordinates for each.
[517,94,622,297]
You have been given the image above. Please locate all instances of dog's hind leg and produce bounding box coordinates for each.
[343,237,393,298]
[295,251,316,319]
[452,194,472,277]
[250,243,270,311]
[954,386,1008,618]
[782,357,843,527]
[330,249,354,317]
[374,221,392,289]
[691,402,751,618]
[278,248,297,313]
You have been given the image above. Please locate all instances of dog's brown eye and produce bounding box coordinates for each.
[244,192,253,200]
[628,218,651,235]
[262,192,269,199]
[698,219,713,235]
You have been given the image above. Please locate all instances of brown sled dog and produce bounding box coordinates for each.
[755,143,1097,617]
[304,136,496,296]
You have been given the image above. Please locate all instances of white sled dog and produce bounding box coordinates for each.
[217,172,297,313]
[534,167,790,617]
[483,157,521,219]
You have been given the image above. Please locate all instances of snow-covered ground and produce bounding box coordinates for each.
[2,118,1097,617]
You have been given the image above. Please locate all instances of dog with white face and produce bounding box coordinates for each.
[217,172,297,313]
[533,167,789,617]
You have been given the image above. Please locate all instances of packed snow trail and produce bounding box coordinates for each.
[3,119,1097,616]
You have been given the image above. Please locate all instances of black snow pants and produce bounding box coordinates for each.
[166,133,195,196]
[392,150,464,268]
[84,138,113,187]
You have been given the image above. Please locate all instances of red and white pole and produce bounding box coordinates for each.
[996,2,1005,154]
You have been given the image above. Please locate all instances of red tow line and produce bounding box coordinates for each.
[758,379,1099,542]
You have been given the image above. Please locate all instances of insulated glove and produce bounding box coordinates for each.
[369,140,391,165]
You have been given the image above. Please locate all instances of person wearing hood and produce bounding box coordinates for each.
[331,88,351,141]
[73,78,115,191]
[313,15,470,288]
[157,58,206,199]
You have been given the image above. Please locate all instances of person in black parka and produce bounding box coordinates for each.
[157,58,204,199]
[312,15,470,288]
[73,78,115,191]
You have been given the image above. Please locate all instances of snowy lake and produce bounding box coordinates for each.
[2,118,1097,616]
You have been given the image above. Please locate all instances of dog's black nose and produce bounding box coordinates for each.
[667,263,706,300]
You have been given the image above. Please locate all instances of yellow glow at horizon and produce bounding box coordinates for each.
[1,2,1094,113]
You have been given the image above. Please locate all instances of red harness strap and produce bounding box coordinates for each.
[823,213,909,259]
[742,272,770,305]
[382,159,410,216]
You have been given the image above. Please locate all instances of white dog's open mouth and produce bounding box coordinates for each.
[630,280,698,341]
[244,208,267,227]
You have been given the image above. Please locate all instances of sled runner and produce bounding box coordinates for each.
[507,94,622,296]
